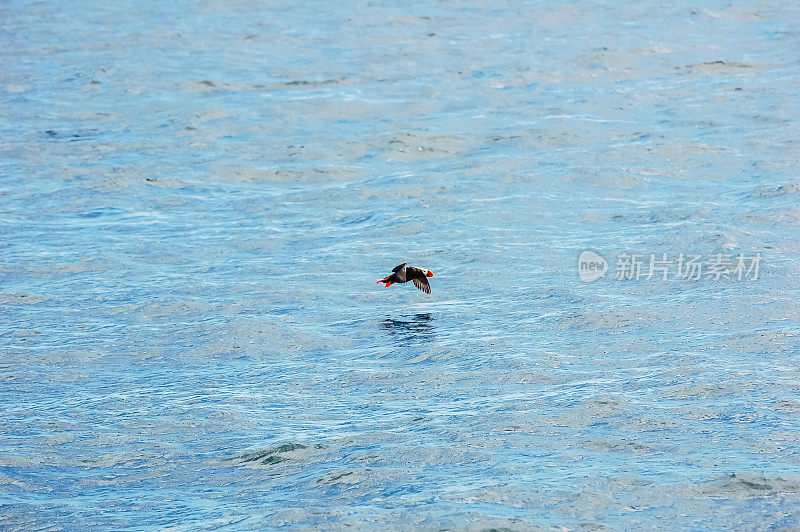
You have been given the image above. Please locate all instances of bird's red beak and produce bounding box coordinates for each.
[427,271,433,277]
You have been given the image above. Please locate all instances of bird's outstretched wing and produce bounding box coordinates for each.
[392,263,407,273]
[412,277,431,294]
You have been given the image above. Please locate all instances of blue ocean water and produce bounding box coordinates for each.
[2,0,800,529]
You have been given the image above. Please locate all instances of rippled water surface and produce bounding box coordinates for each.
[2,0,800,529]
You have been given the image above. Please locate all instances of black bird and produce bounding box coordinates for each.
[377,263,434,294]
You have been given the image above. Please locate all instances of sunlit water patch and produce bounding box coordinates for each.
[2,0,800,529]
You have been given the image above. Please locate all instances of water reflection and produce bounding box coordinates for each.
[380,313,435,342]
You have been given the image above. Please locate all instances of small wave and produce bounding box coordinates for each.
[702,473,800,496]
[754,183,800,198]
[224,443,324,467]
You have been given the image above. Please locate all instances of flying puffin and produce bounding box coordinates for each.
[377,263,434,294]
